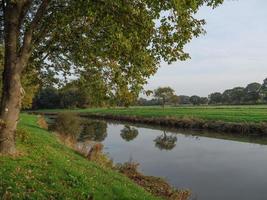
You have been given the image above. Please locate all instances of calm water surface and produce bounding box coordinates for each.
[65,117,267,200]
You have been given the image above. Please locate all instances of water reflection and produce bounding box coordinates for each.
[79,120,107,142]
[154,131,177,150]
[46,116,267,200]
[120,125,139,142]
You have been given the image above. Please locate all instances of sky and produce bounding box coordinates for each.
[144,0,267,97]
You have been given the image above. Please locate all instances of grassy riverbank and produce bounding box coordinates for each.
[37,105,267,123]
[33,105,267,135]
[0,114,161,200]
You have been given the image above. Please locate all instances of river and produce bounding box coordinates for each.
[50,116,267,200]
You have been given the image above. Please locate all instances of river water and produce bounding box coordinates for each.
[52,116,267,200]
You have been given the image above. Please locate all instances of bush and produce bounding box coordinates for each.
[51,112,81,138]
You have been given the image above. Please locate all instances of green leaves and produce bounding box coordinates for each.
[2,0,224,104]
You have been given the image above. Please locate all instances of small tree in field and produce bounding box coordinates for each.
[154,87,174,108]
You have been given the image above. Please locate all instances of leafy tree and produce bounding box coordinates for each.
[244,82,261,104]
[137,98,148,106]
[137,98,160,106]
[208,92,222,104]
[60,72,113,108]
[0,0,223,154]
[221,87,245,104]
[154,87,175,108]
[222,89,233,104]
[59,87,81,109]
[179,95,191,104]
[200,97,208,105]
[77,70,111,107]
[260,78,267,102]
[33,87,60,109]
[189,95,201,105]
[115,86,138,108]
[231,87,245,104]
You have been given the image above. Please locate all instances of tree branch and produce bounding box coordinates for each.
[18,0,32,32]
[19,0,50,67]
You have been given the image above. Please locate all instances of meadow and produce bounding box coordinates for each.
[40,105,267,123]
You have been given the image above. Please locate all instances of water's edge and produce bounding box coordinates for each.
[28,111,267,136]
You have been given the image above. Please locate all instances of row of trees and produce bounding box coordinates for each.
[30,77,267,109]
[33,78,138,109]
[34,84,111,109]
[209,79,267,105]
[138,78,267,107]
[138,87,209,107]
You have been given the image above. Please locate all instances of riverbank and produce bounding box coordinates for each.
[35,105,267,123]
[0,114,163,200]
[31,105,267,135]
[85,113,267,135]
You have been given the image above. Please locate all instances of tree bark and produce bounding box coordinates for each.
[0,62,23,154]
[0,2,23,154]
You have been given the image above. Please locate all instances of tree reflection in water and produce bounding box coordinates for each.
[79,120,107,142]
[120,125,139,142]
[154,131,177,150]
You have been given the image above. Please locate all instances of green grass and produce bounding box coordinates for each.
[38,105,267,123]
[0,114,161,200]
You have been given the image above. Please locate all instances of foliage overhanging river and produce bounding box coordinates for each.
[47,116,267,200]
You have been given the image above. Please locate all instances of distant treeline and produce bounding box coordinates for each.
[33,78,267,109]
[137,78,267,106]
[33,80,136,109]
[33,85,111,109]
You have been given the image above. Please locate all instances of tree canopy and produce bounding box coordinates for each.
[1,0,223,98]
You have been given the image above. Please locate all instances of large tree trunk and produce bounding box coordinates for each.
[0,63,22,154]
[0,2,23,154]
[0,0,48,154]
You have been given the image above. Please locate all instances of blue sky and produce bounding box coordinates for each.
[145,0,267,96]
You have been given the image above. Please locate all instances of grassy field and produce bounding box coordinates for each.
[39,105,267,123]
[0,114,161,200]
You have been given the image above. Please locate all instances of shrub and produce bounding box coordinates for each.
[52,112,81,137]
[50,113,82,148]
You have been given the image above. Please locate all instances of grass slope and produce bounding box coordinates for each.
[39,105,267,123]
[0,114,161,200]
